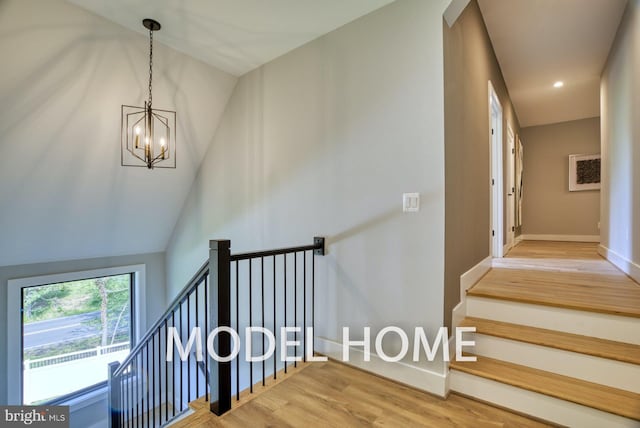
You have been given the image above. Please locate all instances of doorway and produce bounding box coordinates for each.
[506,125,516,251]
[489,81,503,258]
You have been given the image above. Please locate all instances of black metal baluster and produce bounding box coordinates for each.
[130,362,133,428]
[312,251,315,355]
[172,312,176,418]
[153,332,156,427]
[122,368,130,426]
[121,375,125,428]
[139,353,143,428]
[136,354,140,428]
[125,375,128,428]
[204,276,209,403]
[187,293,191,405]
[284,253,287,374]
[261,256,265,386]
[164,319,169,422]
[145,344,149,428]
[249,259,253,393]
[303,251,307,362]
[273,255,277,380]
[131,360,135,428]
[164,317,169,422]
[195,285,199,399]
[179,305,183,412]
[236,261,240,401]
[294,252,297,368]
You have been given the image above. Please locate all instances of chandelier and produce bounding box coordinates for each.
[121,19,176,169]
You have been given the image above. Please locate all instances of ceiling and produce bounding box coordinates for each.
[0,0,395,268]
[68,0,394,76]
[478,0,628,127]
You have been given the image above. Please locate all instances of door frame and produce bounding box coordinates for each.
[505,124,516,252]
[488,81,504,258]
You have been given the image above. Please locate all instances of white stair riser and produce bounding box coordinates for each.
[450,370,639,428]
[466,296,640,345]
[468,333,640,393]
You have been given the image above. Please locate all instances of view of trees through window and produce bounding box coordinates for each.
[22,273,132,404]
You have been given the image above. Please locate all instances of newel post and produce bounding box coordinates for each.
[108,361,121,428]
[208,240,232,415]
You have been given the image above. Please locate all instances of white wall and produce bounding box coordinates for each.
[0,251,165,428]
[166,0,450,385]
[0,0,237,268]
[600,0,640,280]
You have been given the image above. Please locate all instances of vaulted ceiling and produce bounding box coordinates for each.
[68,0,394,76]
[0,0,393,268]
[478,0,627,127]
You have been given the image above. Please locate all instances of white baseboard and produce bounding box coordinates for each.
[520,234,600,243]
[598,245,640,284]
[515,234,523,244]
[452,255,492,334]
[451,301,466,332]
[315,337,448,398]
[460,255,492,301]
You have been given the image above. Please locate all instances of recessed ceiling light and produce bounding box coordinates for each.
[553,81,564,88]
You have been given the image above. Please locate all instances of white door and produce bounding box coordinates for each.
[489,82,503,258]
[506,126,515,250]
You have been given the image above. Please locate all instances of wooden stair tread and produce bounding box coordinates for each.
[460,317,640,365]
[450,354,640,420]
[467,267,640,318]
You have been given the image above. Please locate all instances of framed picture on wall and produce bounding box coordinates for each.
[569,153,600,191]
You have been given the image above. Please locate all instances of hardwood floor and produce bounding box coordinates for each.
[469,241,640,317]
[505,241,602,259]
[174,360,551,427]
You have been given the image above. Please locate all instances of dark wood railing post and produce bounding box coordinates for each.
[314,237,325,255]
[108,361,121,428]
[209,240,232,416]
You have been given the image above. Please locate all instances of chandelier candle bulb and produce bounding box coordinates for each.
[134,126,140,149]
[145,136,151,162]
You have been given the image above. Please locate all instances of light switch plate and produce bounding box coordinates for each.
[403,193,420,212]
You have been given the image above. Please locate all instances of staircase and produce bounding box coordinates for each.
[450,241,640,427]
[107,237,326,428]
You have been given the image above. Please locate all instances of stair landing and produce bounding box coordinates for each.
[171,360,549,427]
[468,241,640,317]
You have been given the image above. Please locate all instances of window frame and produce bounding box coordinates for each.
[7,264,147,407]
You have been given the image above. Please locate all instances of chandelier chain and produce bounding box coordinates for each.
[148,27,153,107]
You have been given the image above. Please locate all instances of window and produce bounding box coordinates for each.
[22,273,133,404]
[7,265,146,406]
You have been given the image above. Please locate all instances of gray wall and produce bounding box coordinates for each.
[521,118,601,236]
[601,0,640,269]
[166,0,450,378]
[0,252,166,428]
[443,0,520,328]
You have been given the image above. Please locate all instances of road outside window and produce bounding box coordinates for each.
[22,273,133,404]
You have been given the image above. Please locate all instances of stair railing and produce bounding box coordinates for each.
[108,237,325,427]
